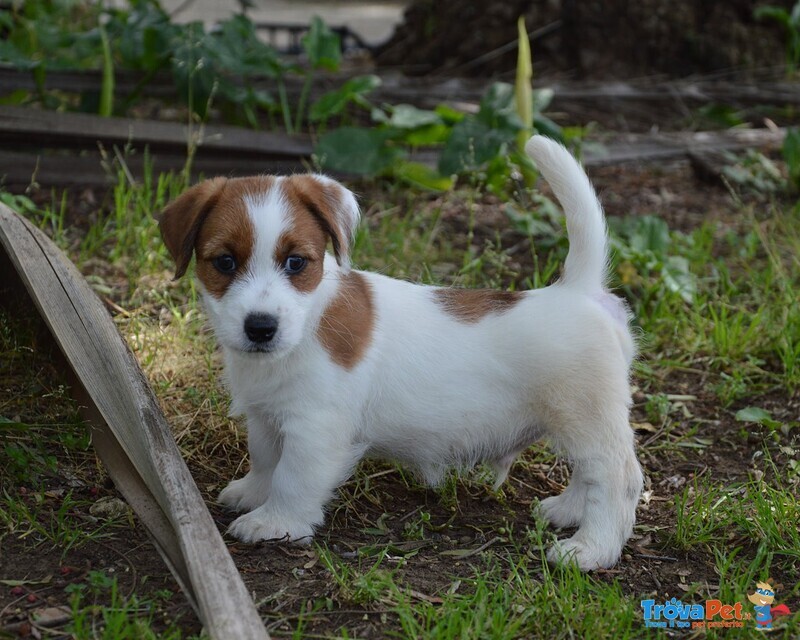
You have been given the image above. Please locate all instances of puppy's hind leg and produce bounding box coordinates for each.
[545,404,643,571]
[490,451,520,491]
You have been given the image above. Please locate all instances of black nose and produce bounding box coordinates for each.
[244,313,278,344]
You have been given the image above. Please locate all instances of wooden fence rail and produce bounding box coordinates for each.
[0,205,270,640]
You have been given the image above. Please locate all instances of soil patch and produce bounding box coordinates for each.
[377,0,791,79]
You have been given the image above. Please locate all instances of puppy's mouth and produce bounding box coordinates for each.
[241,343,277,355]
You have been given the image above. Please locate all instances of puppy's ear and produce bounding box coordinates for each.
[159,177,227,278]
[286,175,360,272]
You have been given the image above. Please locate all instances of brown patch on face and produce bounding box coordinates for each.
[159,177,228,278]
[433,288,523,323]
[274,180,330,294]
[317,271,374,369]
[282,175,350,267]
[160,176,275,298]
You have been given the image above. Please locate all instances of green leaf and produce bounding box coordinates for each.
[309,75,380,122]
[629,215,671,256]
[0,577,52,587]
[754,6,790,27]
[207,14,285,78]
[438,117,515,175]
[401,124,451,146]
[382,104,442,129]
[478,82,525,132]
[109,0,174,72]
[662,255,697,304]
[434,104,466,124]
[782,127,800,188]
[532,87,554,112]
[303,16,341,71]
[735,407,782,429]
[533,115,563,142]
[393,161,454,191]
[315,127,402,176]
[0,417,30,431]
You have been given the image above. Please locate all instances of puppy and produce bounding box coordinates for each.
[159,136,643,570]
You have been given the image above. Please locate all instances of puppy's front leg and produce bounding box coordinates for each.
[227,414,357,544]
[219,414,281,513]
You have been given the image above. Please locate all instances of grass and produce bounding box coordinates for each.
[1,149,799,638]
[66,570,190,640]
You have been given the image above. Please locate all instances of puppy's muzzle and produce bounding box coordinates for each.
[244,313,279,345]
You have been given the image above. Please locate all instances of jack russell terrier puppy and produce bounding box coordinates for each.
[159,136,643,570]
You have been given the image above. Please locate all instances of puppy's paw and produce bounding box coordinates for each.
[227,507,315,545]
[546,536,620,571]
[538,493,583,529]
[218,474,269,513]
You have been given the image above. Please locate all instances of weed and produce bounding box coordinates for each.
[402,511,431,541]
[673,479,735,550]
[782,127,800,191]
[66,570,190,639]
[755,1,800,73]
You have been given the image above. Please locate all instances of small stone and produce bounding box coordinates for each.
[89,496,130,520]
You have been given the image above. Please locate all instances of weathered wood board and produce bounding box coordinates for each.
[0,93,786,189]
[0,204,269,640]
[0,104,312,187]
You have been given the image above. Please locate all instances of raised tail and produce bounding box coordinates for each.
[525,135,608,293]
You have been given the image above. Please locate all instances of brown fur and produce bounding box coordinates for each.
[433,288,522,323]
[160,177,277,297]
[159,176,228,278]
[317,271,374,369]
[276,179,333,294]
[283,175,349,266]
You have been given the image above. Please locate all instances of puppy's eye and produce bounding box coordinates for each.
[212,254,237,274]
[284,255,307,275]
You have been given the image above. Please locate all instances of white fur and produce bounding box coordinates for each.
[204,137,643,570]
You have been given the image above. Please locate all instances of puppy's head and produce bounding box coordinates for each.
[160,174,359,357]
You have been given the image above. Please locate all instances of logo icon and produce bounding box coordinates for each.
[747,579,792,630]
[640,597,748,629]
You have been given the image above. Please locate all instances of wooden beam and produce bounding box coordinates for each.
[0,205,269,640]
[0,105,312,158]
[0,149,309,188]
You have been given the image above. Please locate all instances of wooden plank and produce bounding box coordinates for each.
[0,105,312,157]
[0,205,269,640]
[3,64,797,114]
[0,66,178,97]
[0,110,784,190]
[0,149,309,188]
[582,128,786,166]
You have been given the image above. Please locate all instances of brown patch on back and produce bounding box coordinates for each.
[434,288,523,323]
[317,271,374,369]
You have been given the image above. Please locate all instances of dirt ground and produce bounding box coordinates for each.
[1,147,797,638]
[377,0,790,78]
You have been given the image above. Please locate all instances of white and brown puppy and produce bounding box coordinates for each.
[159,136,643,570]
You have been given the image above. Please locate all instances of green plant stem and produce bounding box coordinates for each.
[294,71,314,134]
[99,25,114,117]
[278,80,293,134]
